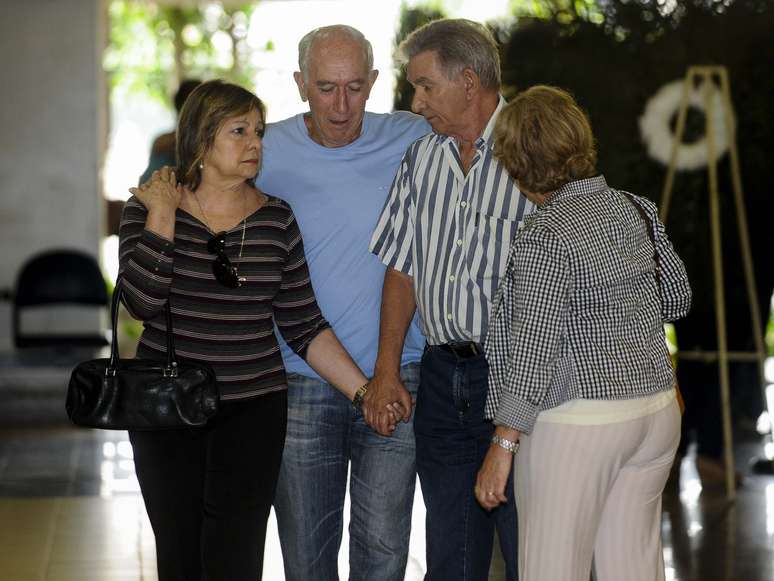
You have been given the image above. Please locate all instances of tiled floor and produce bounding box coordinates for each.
[0,426,432,581]
[2,423,774,581]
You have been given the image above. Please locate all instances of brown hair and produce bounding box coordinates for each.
[176,79,266,190]
[494,85,597,194]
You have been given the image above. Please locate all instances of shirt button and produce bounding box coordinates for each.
[446,313,453,320]
[460,201,467,208]
[449,274,455,282]
[456,239,462,246]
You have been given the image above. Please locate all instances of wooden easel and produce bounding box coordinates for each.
[659,66,768,500]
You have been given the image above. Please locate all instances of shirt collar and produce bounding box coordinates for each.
[550,175,609,204]
[479,95,507,151]
[437,95,507,151]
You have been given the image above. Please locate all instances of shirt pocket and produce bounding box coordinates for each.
[464,210,518,297]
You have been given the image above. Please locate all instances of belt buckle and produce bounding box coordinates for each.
[449,341,479,358]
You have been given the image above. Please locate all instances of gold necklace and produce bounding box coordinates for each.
[193,190,247,282]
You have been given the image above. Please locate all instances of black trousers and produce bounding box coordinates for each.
[129,390,287,581]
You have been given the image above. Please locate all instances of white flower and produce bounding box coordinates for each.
[639,79,731,171]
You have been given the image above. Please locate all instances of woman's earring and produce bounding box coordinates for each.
[198,162,204,169]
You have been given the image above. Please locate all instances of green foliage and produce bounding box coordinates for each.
[390,0,774,355]
[510,0,604,23]
[105,0,262,109]
[121,318,144,341]
[392,3,447,111]
[498,0,774,354]
[767,314,774,356]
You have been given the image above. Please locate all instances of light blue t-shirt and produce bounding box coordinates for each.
[256,111,431,379]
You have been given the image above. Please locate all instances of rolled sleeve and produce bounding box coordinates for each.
[369,150,415,276]
[494,391,541,433]
[488,227,570,434]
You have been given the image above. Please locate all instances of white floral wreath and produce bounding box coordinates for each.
[639,79,731,171]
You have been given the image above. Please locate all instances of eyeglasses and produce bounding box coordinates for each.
[207,231,243,288]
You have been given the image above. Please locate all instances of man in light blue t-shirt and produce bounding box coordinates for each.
[255,25,429,581]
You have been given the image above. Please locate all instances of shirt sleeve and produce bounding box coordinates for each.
[637,196,692,321]
[273,207,331,359]
[369,147,416,276]
[488,226,571,434]
[117,196,174,320]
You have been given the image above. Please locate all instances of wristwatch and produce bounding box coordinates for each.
[351,382,369,410]
[491,434,520,454]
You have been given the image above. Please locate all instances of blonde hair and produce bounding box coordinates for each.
[494,85,597,194]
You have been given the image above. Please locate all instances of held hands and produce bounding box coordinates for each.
[129,166,183,216]
[361,373,414,437]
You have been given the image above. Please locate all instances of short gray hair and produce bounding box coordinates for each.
[298,25,374,81]
[397,18,501,90]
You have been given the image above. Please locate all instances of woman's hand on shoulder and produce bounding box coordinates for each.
[129,166,182,216]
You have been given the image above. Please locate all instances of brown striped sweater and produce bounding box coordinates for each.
[118,194,330,401]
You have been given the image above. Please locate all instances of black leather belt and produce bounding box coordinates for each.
[437,341,483,359]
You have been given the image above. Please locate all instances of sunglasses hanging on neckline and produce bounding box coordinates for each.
[207,231,245,288]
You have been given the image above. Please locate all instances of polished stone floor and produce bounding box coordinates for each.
[1,420,773,581]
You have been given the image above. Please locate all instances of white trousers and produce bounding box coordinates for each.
[515,399,681,581]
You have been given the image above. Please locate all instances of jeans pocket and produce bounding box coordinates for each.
[452,369,471,420]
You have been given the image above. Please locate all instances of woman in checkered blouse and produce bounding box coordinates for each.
[474,85,692,581]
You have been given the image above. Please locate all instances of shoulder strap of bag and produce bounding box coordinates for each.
[622,192,661,286]
[107,277,178,375]
[621,192,685,414]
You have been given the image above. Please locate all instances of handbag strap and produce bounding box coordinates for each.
[622,192,661,288]
[622,194,685,414]
[107,277,178,375]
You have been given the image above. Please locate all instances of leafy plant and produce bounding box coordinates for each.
[104,1,263,108]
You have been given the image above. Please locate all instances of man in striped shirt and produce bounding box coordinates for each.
[367,19,533,581]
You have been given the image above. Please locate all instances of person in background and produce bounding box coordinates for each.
[255,24,430,581]
[368,18,528,581]
[121,79,369,581]
[476,85,691,581]
[138,78,202,185]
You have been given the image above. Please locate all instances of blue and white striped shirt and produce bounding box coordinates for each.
[370,98,534,344]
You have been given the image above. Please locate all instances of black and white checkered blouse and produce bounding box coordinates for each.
[484,175,691,434]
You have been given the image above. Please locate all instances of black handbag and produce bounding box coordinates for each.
[66,278,219,429]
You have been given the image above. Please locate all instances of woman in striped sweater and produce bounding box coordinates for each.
[120,80,373,581]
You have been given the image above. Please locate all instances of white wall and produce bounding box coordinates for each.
[0,0,106,350]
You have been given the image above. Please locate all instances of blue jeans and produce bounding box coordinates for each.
[415,346,518,581]
[274,363,420,581]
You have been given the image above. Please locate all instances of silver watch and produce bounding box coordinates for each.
[491,434,520,454]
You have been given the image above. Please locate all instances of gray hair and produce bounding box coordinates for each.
[298,25,374,81]
[397,18,501,90]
